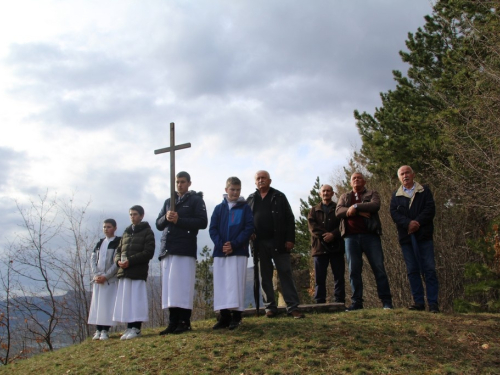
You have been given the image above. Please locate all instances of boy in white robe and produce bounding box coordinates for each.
[156,171,208,335]
[88,219,120,340]
[113,205,155,340]
[209,177,254,330]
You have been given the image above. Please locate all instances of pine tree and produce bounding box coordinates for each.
[193,246,214,319]
[294,177,322,269]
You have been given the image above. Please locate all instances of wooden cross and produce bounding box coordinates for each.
[154,122,191,211]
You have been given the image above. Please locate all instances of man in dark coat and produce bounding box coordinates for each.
[390,165,439,313]
[308,184,345,304]
[246,170,304,319]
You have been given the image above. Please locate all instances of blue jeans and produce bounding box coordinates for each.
[401,239,439,305]
[314,252,345,303]
[257,239,300,313]
[344,234,392,306]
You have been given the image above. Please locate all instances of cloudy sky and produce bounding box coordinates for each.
[0,0,433,255]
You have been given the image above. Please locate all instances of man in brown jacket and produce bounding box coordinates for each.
[308,184,345,304]
[335,172,392,311]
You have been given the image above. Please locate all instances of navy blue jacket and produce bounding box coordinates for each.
[209,197,254,258]
[390,182,435,245]
[156,191,208,259]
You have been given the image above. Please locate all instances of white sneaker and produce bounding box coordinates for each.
[120,329,131,340]
[92,330,101,340]
[125,327,141,340]
[99,330,109,340]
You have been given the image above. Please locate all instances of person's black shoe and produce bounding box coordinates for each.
[212,319,230,330]
[408,304,425,311]
[429,304,440,313]
[228,318,242,330]
[345,304,363,312]
[159,323,178,335]
[173,321,191,334]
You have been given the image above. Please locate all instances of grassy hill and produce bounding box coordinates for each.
[1,309,499,374]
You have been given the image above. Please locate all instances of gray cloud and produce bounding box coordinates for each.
[0,0,433,254]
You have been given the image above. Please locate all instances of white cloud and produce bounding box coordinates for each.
[0,0,433,252]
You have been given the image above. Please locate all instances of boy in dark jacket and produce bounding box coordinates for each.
[113,205,155,340]
[156,171,208,335]
[209,177,254,330]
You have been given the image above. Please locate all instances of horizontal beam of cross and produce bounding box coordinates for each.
[154,142,191,155]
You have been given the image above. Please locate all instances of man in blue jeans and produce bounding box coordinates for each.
[390,165,439,313]
[336,172,393,311]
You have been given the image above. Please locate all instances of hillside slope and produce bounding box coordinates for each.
[1,309,499,374]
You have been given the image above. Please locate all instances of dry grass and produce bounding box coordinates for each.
[1,309,499,374]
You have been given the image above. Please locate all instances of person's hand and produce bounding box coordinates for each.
[285,242,294,252]
[358,212,371,219]
[346,206,357,217]
[322,232,334,243]
[222,242,233,255]
[94,275,107,284]
[166,211,178,224]
[118,260,129,269]
[408,220,420,234]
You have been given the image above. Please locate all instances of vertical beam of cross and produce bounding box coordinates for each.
[154,122,191,211]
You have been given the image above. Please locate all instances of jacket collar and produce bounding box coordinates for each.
[395,181,424,197]
[125,221,151,234]
[313,201,335,211]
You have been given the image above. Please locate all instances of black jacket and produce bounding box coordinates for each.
[390,182,435,245]
[247,187,295,253]
[115,222,155,281]
[156,190,208,260]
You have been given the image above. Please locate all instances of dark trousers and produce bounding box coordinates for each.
[257,239,301,313]
[314,252,346,303]
[127,322,142,330]
[401,239,439,305]
[96,325,111,331]
[344,233,392,306]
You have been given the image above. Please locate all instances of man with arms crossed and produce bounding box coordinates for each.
[336,172,393,311]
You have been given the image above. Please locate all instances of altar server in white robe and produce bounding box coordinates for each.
[88,219,121,340]
[209,177,254,330]
[113,205,155,340]
[156,171,208,335]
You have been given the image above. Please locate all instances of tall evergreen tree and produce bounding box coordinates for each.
[294,177,322,269]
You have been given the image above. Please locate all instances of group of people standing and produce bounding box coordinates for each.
[88,166,440,340]
[309,166,439,313]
